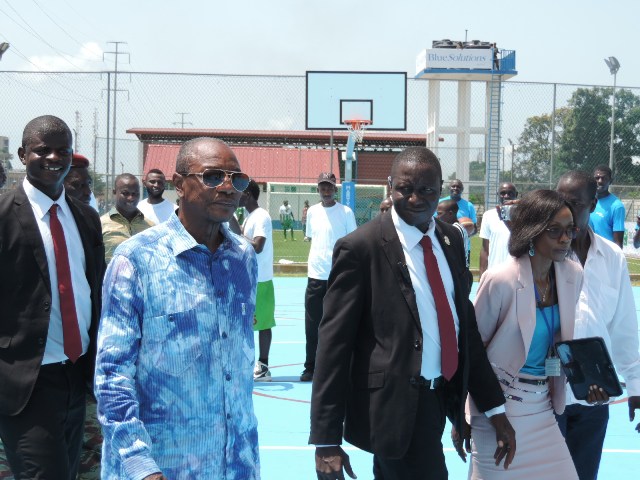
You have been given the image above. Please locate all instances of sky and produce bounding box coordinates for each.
[0,0,638,86]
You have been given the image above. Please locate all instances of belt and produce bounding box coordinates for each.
[410,376,444,390]
[41,359,80,369]
[517,377,547,386]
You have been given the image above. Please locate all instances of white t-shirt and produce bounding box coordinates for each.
[306,202,357,280]
[279,204,293,219]
[243,207,274,282]
[479,207,512,270]
[137,198,177,224]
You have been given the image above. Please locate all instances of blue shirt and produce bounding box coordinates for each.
[589,193,625,242]
[520,304,560,376]
[438,196,478,224]
[95,214,259,480]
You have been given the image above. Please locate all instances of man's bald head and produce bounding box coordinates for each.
[175,137,233,174]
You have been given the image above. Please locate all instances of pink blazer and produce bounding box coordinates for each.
[470,255,583,415]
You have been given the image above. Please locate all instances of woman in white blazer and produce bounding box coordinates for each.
[466,190,595,479]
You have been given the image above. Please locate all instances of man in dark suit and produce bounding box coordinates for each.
[0,115,105,479]
[310,147,515,479]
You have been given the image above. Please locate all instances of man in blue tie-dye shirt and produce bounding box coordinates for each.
[95,137,259,480]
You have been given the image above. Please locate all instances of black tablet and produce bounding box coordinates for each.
[555,337,623,400]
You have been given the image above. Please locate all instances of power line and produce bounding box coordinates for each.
[1,0,84,70]
[30,0,102,58]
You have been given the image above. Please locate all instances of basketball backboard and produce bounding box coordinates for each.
[306,71,407,130]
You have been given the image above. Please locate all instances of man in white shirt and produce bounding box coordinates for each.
[300,172,357,382]
[310,147,514,479]
[556,170,640,480]
[479,182,518,277]
[137,169,177,223]
[0,115,105,479]
[240,180,276,382]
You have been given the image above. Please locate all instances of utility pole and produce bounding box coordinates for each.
[103,41,130,205]
[92,108,98,178]
[74,111,82,152]
[173,112,193,128]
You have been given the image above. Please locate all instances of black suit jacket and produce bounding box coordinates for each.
[309,212,504,458]
[0,185,105,415]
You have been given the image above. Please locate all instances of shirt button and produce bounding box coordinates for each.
[221,332,228,339]
[414,340,422,351]
[226,413,231,419]
[225,373,231,381]
[168,314,174,322]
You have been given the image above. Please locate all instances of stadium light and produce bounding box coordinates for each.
[0,42,9,61]
[604,56,620,171]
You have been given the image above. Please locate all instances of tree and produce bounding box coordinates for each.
[556,87,640,183]
[513,108,568,185]
[514,87,640,186]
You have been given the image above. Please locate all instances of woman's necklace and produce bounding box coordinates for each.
[535,272,550,304]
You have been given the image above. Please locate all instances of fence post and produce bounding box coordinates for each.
[550,83,557,188]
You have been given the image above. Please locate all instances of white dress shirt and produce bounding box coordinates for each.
[23,178,92,364]
[568,228,640,404]
[391,207,460,380]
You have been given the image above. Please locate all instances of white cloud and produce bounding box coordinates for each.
[25,42,104,71]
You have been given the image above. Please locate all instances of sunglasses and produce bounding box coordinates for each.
[544,226,579,240]
[181,169,250,192]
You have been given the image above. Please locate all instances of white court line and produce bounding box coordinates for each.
[259,446,640,454]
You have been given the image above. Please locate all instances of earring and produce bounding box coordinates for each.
[528,241,535,257]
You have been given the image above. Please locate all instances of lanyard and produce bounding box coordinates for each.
[534,284,555,351]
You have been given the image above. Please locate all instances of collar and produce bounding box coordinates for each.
[23,177,72,220]
[391,205,436,251]
[108,207,145,222]
[165,213,237,258]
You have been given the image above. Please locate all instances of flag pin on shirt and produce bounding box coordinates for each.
[444,236,450,245]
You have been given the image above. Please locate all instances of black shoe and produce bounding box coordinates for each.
[300,370,314,382]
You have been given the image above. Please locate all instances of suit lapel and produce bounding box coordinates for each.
[379,213,422,331]
[13,186,52,293]
[67,196,96,289]
[515,257,536,358]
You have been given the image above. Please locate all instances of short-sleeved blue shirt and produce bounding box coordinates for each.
[589,193,625,242]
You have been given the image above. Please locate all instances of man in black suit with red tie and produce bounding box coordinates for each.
[0,115,105,479]
[310,147,516,479]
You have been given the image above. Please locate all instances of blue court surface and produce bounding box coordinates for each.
[254,277,640,479]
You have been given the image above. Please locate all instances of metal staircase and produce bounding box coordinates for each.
[485,72,502,211]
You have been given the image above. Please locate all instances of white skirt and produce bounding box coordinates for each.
[468,372,577,479]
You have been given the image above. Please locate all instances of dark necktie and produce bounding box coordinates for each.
[49,204,82,363]
[419,235,458,380]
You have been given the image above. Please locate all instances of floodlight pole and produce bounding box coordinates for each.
[605,56,620,172]
[609,68,617,171]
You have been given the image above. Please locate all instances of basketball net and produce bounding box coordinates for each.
[344,119,371,144]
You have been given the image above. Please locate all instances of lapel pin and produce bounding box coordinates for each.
[444,235,450,246]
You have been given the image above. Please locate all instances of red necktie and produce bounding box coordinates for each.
[420,235,458,380]
[49,204,82,363]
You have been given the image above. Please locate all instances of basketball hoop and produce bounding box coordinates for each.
[343,119,371,143]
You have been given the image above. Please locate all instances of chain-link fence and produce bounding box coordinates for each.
[1,71,639,217]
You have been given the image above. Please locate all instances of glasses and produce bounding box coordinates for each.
[180,169,250,192]
[544,226,579,240]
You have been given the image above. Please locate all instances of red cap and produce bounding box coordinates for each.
[71,153,90,168]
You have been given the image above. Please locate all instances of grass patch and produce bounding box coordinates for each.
[271,226,640,285]
[273,229,310,263]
